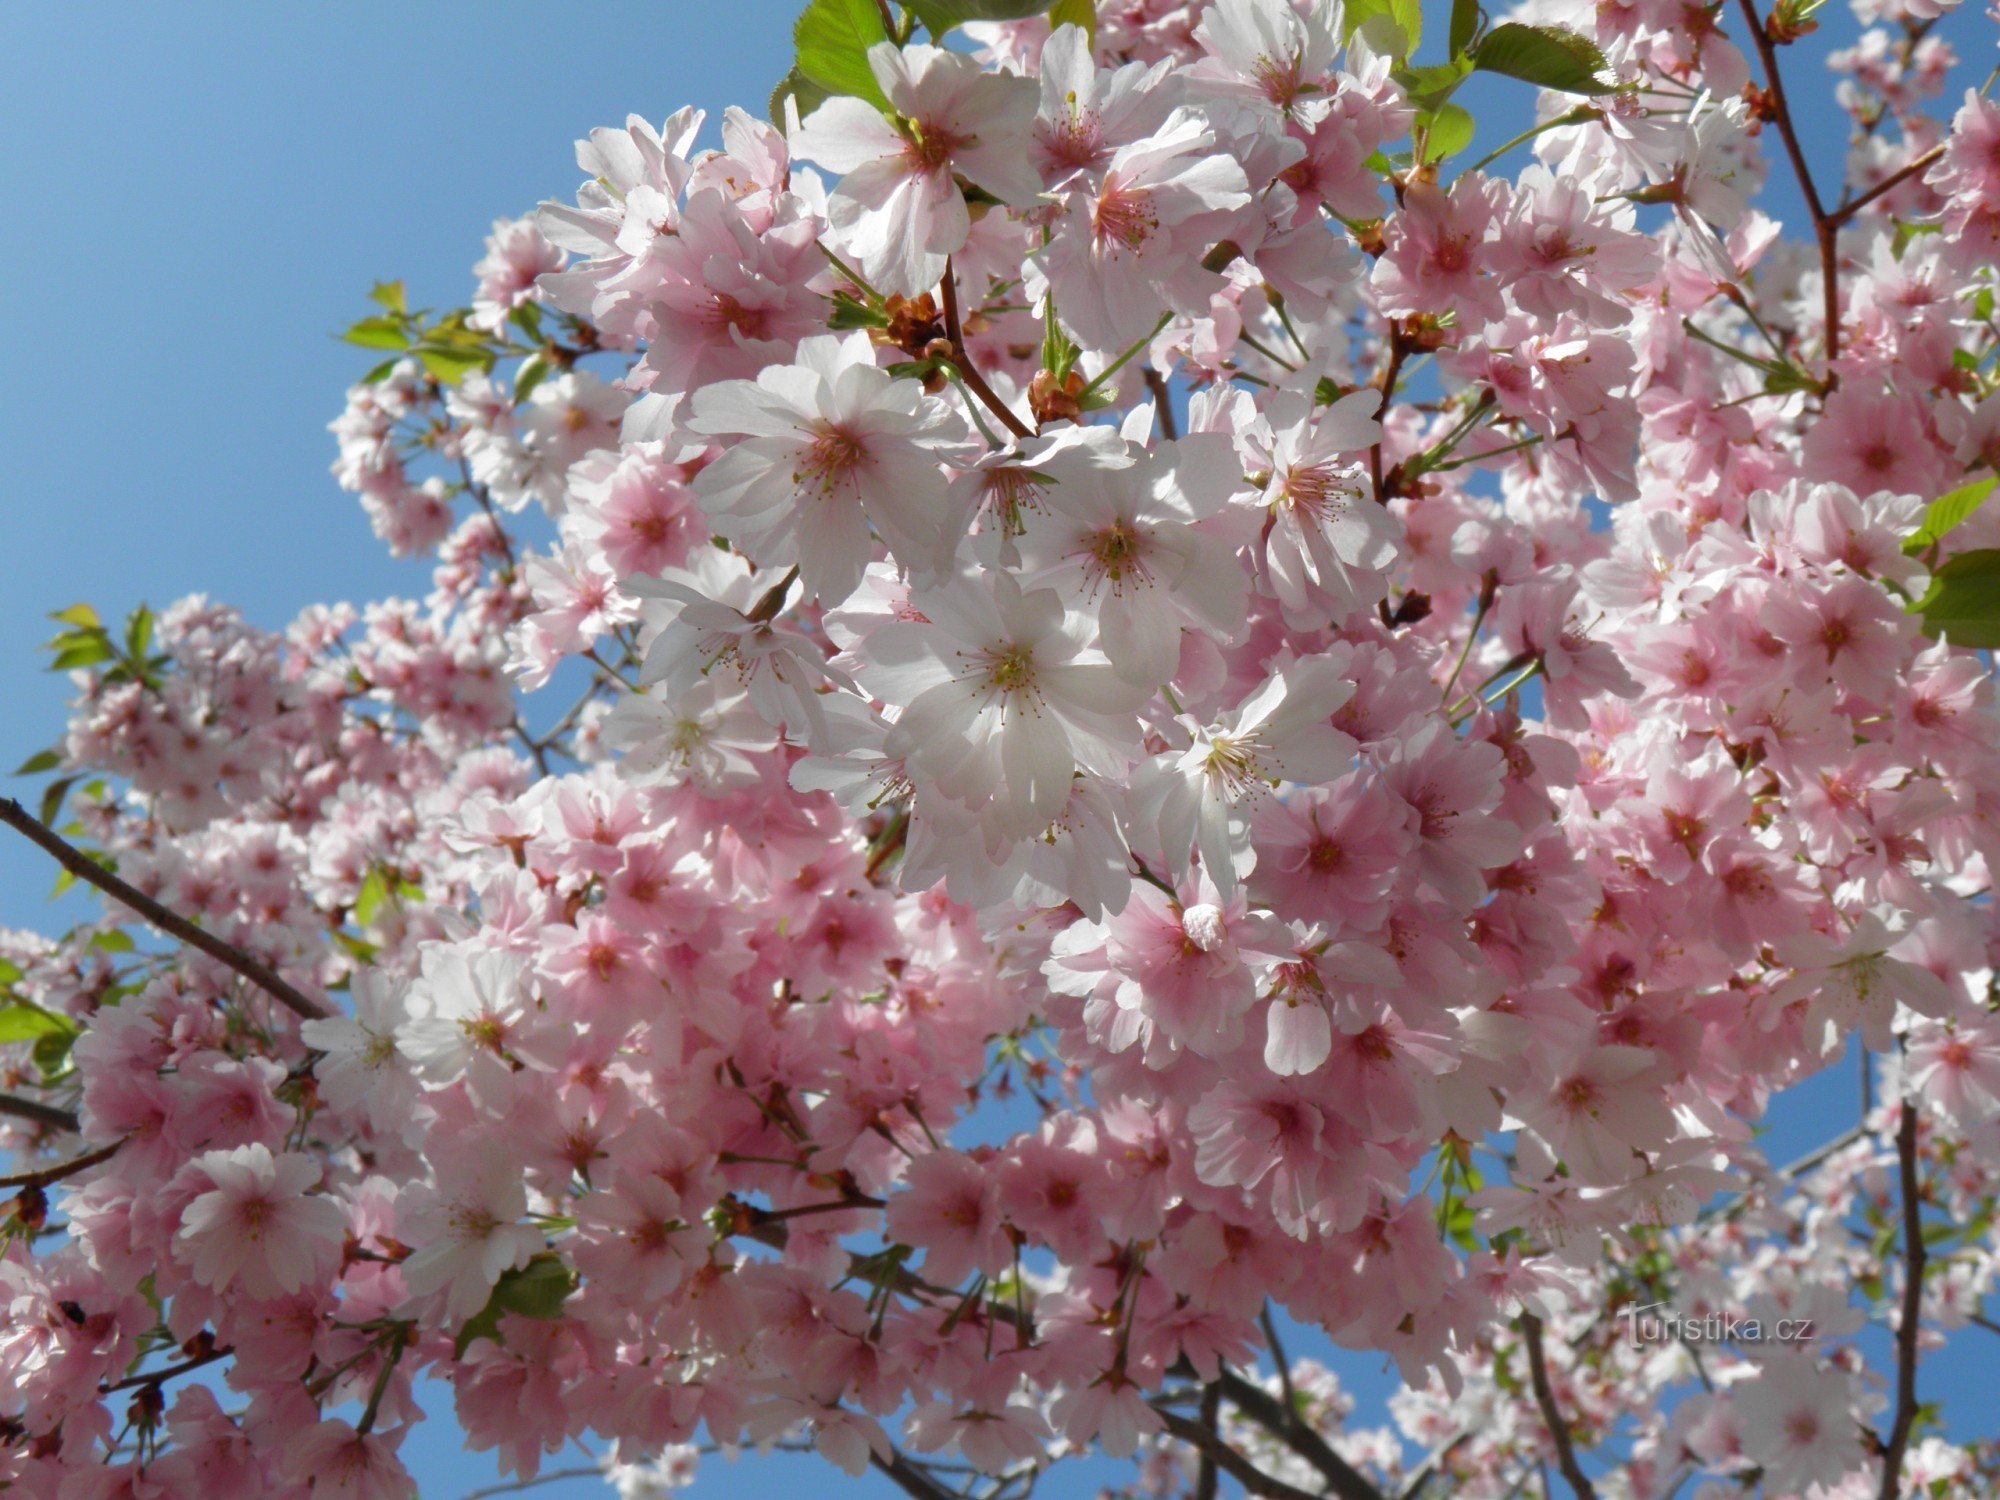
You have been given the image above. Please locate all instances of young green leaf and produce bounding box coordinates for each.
[1048,0,1096,37]
[1903,474,1996,557]
[0,1003,73,1045]
[1419,103,1477,162]
[1450,0,1482,56]
[793,0,894,113]
[1345,0,1423,55]
[344,316,412,351]
[1912,548,2000,647]
[907,0,1063,38]
[14,749,61,776]
[369,280,408,315]
[1472,22,1614,94]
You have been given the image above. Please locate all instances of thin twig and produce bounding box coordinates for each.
[1144,369,1180,440]
[1520,1314,1597,1500]
[1154,1408,1323,1500]
[1194,1383,1223,1500]
[1732,0,1841,361]
[459,1467,605,1500]
[1877,1100,1927,1500]
[1219,1367,1387,1500]
[0,798,330,1023]
[940,258,1032,439]
[0,1138,120,1188]
[1829,144,1945,227]
[0,1092,80,1134]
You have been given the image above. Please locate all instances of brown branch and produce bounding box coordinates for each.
[1370,325,1411,505]
[1153,1408,1323,1500]
[1877,1101,1928,1500]
[870,1448,960,1500]
[1732,0,1842,362]
[0,1092,80,1134]
[940,257,1033,439]
[1829,144,1946,228]
[1520,1313,1597,1500]
[0,1138,119,1188]
[1143,369,1180,440]
[1194,1383,1222,1500]
[0,798,330,1023]
[1219,1367,1387,1500]
[102,1344,230,1394]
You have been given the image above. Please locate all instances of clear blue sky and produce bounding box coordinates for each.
[0,5,1992,1498]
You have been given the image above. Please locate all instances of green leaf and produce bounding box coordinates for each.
[507,301,545,344]
[793,0,893,113]
[353,868,392,927]
[49,605,101,631]
[1450,0,1481,56]
[0,1003,73,1045]
[513,355,552,405]
[14,749,61,776]
[1398,57,1472,111]
[1419,103,1476,162]
[1912,548,2000,647]
[907,0,1061,37]
[124,605,154,661]
[771,66,832,126]
[345,316,412,352]
[414,343,495,386]
[39,776,78,828]
[1345,0,1423,55]
[369,280,408,315]
[1471,22,1613,94]
[454,1254,576,1355]
[1048,0,1095,38]
[361,358,401,385]
[1903,475,1996,557]
[34,1027,75,1078]
[1041,297,1081,382]
[90,929,136,954]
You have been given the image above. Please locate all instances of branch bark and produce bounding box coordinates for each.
[1154,1408,1324,1500]
[0,798,330,1023]
[0,1092,80,1134]
[1520,1313,1597,1500]
[1732,0,1842,362]
[1218,1367,1387,1500]
[941,257,1033,440]
[1877,1100,1928,1500]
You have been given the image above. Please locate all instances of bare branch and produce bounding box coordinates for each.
[0,1092,80,1134]
[1877,1100,1928,1500]
[941,258,1033,440]
[1520,1313,1597,1500]
[1,1138,119,1187]
[1218,1367,1387,1500]
[1153,1407,1322,1500]
[0,798,330,1023]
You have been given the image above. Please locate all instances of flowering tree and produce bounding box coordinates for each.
[5,0,2000,1495]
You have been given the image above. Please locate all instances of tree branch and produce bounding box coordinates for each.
[1732,0,1842,362]
[1153,1407,1323,1500]
[0,1138,119,1187]
[1194,1383,1222,1500]
[871,1448,961,1500]
[1829,144,1945,227]
[1877,1100,1928,1500]
[941,257,1033,440]
[1520,1313,1597,1500]
[0,1092,80,1134]
[0,798,330,1023]
[1218,1367,1387,1500]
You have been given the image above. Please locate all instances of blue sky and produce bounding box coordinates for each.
[1,4,1994,1498]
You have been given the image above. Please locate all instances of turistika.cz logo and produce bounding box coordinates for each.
[1619,1304,1818,1347]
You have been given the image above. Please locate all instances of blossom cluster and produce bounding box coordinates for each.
[5,0,2000,1496]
